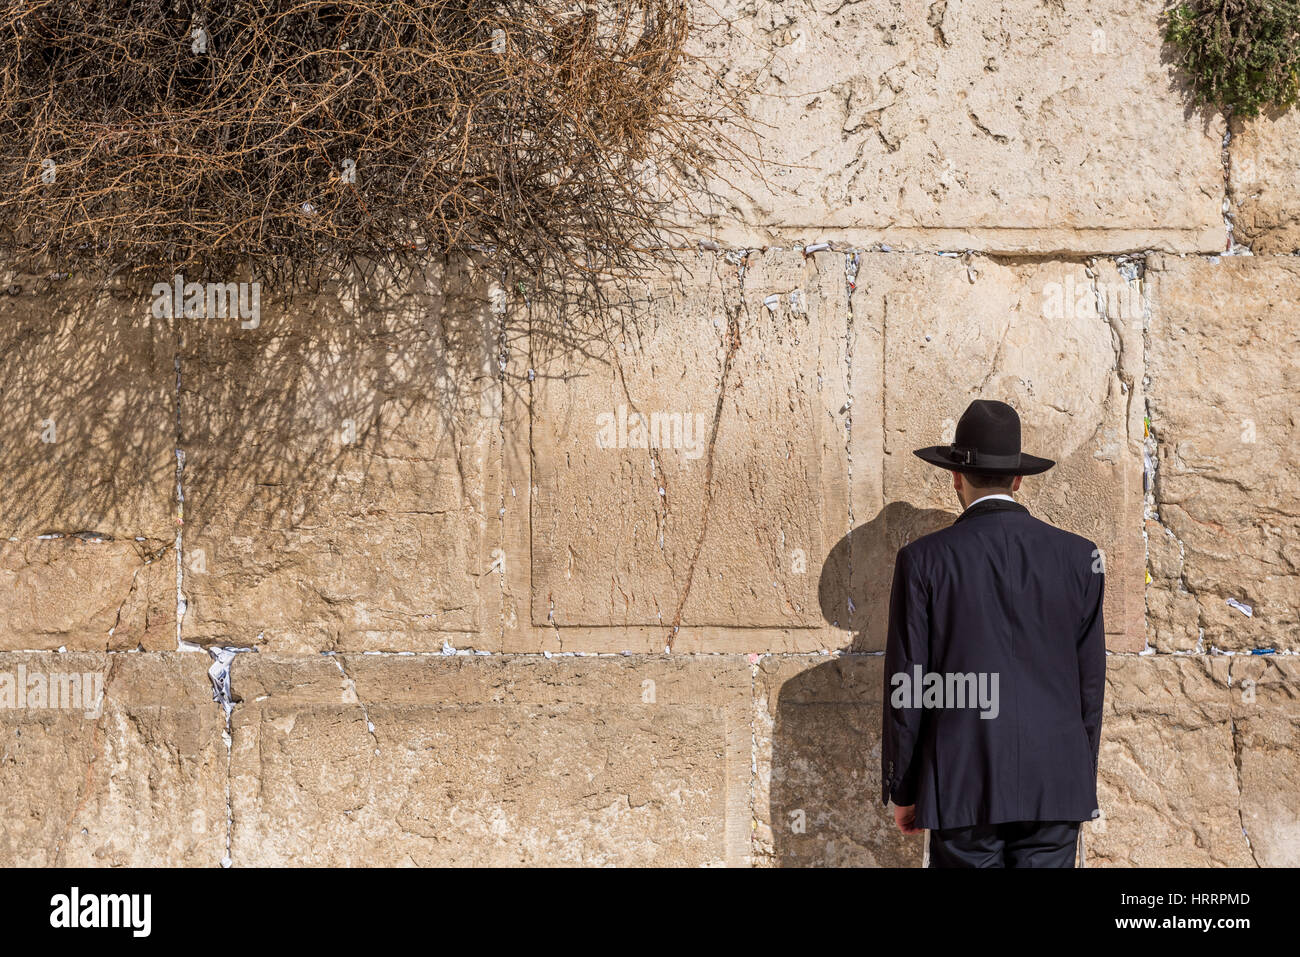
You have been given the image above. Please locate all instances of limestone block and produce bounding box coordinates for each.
[845,253,1144,651]
[179,263,499,653]
[504,250,852,652]
[0,539,173,651]
[1230,656,1300,867]
[227,654,751,866]
[0,652,225,866]
[754,655,922,867]
[1147,255,1300,653]
[683,0,1224,252]
[0,276,174,540]
[1229,111,1300,253]
[1087,655,1254,867]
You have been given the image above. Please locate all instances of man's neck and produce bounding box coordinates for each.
[964,492,1015,510]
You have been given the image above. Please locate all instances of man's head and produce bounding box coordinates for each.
[913,399,1055,501]
[953,470,1022,509]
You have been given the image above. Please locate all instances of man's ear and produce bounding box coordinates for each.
[953,471,963,493]
[1011,475,1023,492]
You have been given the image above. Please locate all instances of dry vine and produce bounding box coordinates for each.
[0,0,751,292]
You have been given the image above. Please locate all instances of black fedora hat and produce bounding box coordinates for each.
[913,399,1054,476]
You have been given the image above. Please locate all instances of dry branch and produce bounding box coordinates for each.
[0,0,747,291]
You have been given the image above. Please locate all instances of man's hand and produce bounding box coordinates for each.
[894,803,921,835]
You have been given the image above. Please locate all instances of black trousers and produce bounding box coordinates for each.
[929,820,1080,868]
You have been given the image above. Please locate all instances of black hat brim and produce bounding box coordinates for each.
[912,446,1055,476]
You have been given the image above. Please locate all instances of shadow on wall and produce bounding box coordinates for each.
[0,261,499,539]
[0,256,709,538]
[765,501,952,866]
[176,261,497,536]
[0,255,715,645]
[0,273,172,542]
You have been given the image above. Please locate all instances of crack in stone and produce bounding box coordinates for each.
[843,251,858,584]
[1144,395,1208,652]
[1221,117,1254,257]
[609,326,671,558]
[664,251,747,651]
[326,651,380,759]
[748,652,762,865]
[519,284,566,653]
[1135,261,1194,655]
[1228,709,1261,867]
[174,332,191,651]
[106,542,171,644]
[207,645,254,868]
[495,267,509,652]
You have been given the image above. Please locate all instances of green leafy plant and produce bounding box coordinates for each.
[1165,0,1300,116]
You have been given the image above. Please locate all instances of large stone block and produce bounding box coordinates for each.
[504,250,853,652]
[1229,656,1300,867]
[0,276,175,542]
[754,654,921,867]
[0,277,176,652]
[226,654,751,866]
[1228,112,1300,253]
[843,253,1144,651]
[1147,255,1300,653]
[0,652,225,866]
[1086,655,1253,867]
[684,0,1223,252]
[0,540,173,651]
[178,263,499,653]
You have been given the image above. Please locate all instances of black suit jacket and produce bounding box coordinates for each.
[881,497,1106,830]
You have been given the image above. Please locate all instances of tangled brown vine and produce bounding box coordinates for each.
[0,0,748,291]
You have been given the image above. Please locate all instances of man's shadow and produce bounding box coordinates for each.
[765,501,952,866]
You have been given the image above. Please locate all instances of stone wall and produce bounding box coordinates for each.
[1,0,1298,866]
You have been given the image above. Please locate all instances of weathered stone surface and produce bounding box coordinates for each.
[1086,655,1254,867]
[505,250,852,652]
[179,264,499,653]
[754,655,921,867]
[227,654,751,865]
[1144,518,1200,653]
[0,276,173,542]
[1147,256,1300,653]
[1229,656,1300,867]
[1229,111,1300,253]
[0,279,176,652]
[847,254,1144,651]
[0,652,225,866]
[3,9,1296,864]
[684,0,1224,252]
[0,539,174,651]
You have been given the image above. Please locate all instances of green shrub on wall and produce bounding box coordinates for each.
[1165,0,1300,117]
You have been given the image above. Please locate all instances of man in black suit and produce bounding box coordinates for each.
[881,399,1106,868]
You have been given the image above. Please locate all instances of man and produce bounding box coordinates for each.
[881,399,1106,868]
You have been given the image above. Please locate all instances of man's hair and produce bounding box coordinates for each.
[958,470,1017,491]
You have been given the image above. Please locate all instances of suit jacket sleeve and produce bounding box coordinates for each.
[1078,557,1106,778]
[881,545,928,807]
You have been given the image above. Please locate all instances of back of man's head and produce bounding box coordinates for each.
[958,470,1017,493]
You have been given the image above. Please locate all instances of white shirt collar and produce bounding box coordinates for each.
[965,493,1015,510]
